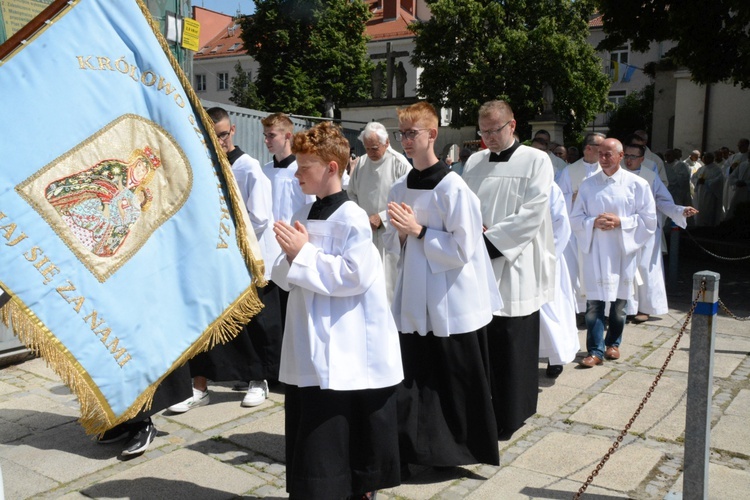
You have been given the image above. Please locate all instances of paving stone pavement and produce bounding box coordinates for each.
[1,266,748,499]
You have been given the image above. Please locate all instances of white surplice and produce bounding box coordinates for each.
[272,201,403,390]
[556,158,601,312]
[726,160,750,218]
[624,168,688,316]
[462,145,555,317]
[383,172,502,336]
[539,183,579,365]
[347,147,411,302]
[691,162,725,226]
[233,153,281,280]
[261,158,315,224]
[570,168,657,302]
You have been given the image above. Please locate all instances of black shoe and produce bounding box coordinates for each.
[121,420,156,457]
[97,423,131,444]
[546,363,563,378]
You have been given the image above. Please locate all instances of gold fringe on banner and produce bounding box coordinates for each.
[1,281,263,435]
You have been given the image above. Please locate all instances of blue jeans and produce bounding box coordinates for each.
[585,299,627,359]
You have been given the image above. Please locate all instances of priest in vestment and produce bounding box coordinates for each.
[691,152,725,226]
[348,122,411,302]
[570,139,656,367]
[462,100,555,438]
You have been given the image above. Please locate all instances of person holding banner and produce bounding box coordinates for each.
[272,122,403,500]
[169,107,283,412]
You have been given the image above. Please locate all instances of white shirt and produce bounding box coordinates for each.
[272,200,403,390]
[384,170,502,336]
[262,157,315,223]
[463,144,556,317]
[232,153,280,280]
[570,168,657,302]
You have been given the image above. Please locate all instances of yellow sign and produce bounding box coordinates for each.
[181,18,200,52]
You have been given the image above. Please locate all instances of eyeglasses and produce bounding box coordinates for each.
[478,120,513,138]
[623,154,644,160]
[393,129,427,141]
[216,131,231,141]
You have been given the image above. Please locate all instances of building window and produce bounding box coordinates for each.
[195,74,206,92]
[606,90,627,124]
[218,72,229,91]
[609,46,629,80]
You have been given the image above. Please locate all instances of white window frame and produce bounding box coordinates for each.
[217,72,229,91]
[195,73,206,92]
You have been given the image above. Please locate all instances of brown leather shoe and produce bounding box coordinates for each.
[605,346,620,360]
[579,355,603,368]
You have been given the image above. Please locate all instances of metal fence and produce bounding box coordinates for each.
[200,100,367,163]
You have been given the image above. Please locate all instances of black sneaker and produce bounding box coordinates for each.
[121,420,157,457]
[97,423,131,444]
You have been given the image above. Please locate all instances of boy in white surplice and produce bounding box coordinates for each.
[272,122,403,500]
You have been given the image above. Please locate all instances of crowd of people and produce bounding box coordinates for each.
[95,102,748,500]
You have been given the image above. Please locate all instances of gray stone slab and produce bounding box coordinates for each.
[570,372,686,433]
[0,394,79,432]
[556,362,615,391]
[0,421,122,483]
[0,380,20,396]
[512,432,663,491]
[711,414,750,456]
[725,388,750,416]
[162,384,283,431]
[221,409,286,463]
[468,466,630,499]
[537,384,580,417]
[0,418,33,444]
[80,448,264,499]
[640,338,743,378]
[0,457,59,499]
[14,357,61,381]
[716,315,750,336]
[386,465,466,500]
[670,462,750,499]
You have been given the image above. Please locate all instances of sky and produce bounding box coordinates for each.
[194,0,255,16]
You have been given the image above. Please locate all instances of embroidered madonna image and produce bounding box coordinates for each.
[17,114,193,282]
[45,147,162,258]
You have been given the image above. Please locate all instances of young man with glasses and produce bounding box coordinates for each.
[384,101,502,473]
[461,100,555,440]
[569,139,656,367]
[623,143,698,324]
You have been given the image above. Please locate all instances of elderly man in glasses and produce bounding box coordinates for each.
[347,121,411,302]
[462,100,555,440]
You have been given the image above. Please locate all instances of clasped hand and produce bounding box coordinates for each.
[274,220,308,261]
[594,213,620,231]
[388,201,422,238]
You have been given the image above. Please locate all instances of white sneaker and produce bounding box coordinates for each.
[167,388,209,413]
[241,380,268,407]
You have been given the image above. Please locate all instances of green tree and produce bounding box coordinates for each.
[605,84,654,142]
[595,0,750,88]
[239,0,373,116]
[410,0,611,142]
[230,62,264,109]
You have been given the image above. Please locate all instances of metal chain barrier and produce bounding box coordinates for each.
[683,229,750,261]
[719,299,750,321]
[573,280,707,499]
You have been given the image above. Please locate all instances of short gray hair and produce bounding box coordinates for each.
[358,122,389,145]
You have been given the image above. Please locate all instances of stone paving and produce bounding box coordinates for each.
[1,292,749,499]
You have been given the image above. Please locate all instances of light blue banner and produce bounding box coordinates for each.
[0,0,260,432]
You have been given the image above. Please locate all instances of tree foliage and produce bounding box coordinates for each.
[410,0,611,141]
[238,0,373,116]
[229,62,263,109]
[605,84,654,142]
[595,0,750,88]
